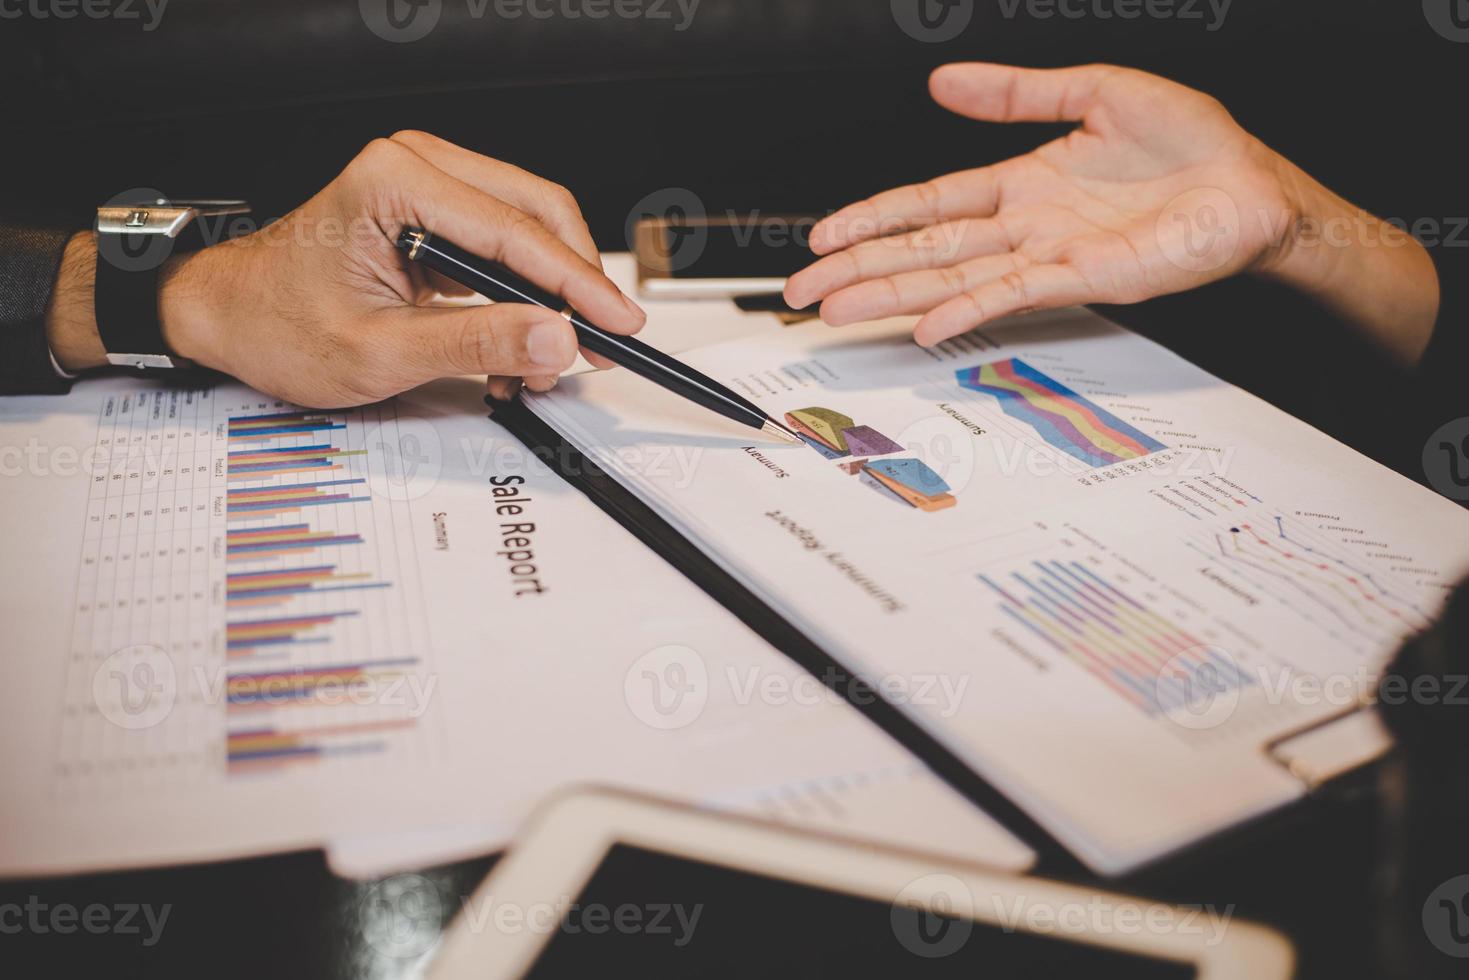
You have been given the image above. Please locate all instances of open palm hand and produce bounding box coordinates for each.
[786,63,1304,346]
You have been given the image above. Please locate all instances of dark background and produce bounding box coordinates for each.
[4,0,1460,237]
[6,0,1463,479]
[1,1,1464,976]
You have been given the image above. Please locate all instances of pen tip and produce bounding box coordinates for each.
[762,419,804,445]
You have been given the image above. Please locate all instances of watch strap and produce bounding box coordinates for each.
[93,199,249,370]
[94,223,180,370]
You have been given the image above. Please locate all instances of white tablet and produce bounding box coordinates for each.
[427,789,1294,979]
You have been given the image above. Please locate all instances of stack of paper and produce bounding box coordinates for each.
[0,373,1030,878]
[525,309,1469,874]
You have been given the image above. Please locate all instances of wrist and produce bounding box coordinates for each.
[158,244,231,371]
[1252,158,1338,295]
[44,232,106,373]
[1252,160,1439,364]
[1258,163,1431,298]
[45,231,237,375]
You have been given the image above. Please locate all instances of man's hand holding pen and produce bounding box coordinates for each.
[45,130,647,408]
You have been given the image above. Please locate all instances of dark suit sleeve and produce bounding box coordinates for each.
[0,223,76,395]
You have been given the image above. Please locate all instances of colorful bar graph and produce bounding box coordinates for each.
[226,477,371,517]
[225,524,365,561]
[979,560,1250,716]
[225,611,360,658]
[226,444,367,479]
[225,719,414,768]
[227,411,347,440]
[216,405,419,778]
[224,658,419,708]
[957,359,1166,469]
[226,565,388,604]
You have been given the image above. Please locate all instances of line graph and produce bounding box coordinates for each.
[1186,510,1435,657]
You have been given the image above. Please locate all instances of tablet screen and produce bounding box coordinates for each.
[522,845,1196,978]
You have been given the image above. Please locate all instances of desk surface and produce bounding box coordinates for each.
[0,775,1382,978]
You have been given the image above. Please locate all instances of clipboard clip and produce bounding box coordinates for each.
[1264,702,1393,792]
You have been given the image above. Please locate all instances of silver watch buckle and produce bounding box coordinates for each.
[105,353,195,370]
[97,199,251,237]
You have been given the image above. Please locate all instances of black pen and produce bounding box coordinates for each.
[397,229,802,445]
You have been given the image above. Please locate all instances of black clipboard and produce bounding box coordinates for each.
[490,397,1392,881]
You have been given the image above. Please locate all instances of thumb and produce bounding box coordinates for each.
[391,302,580,384]
[929,62,1120,124]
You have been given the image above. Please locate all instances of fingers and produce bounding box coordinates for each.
[929,63,1120,124]
[806,63,1123,256]
[486,370,560,404]
[787,217,1016,309]
[486,374,565,401]
[485,339,625,406]
[393,302,580,384]
[580,350,618,371]
[823,253,1033,326]
[914,264,1092,346]
[486,376,524,403]
[354,139,644,336]
[388,130,604,269]
[808,167,1008,256]
[380,134,630,371]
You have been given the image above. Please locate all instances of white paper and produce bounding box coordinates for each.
[525,308,1469,874]
[602,253,784,355]
[0,374,1030,877]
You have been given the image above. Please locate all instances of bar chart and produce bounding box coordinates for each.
[978,552,1251,718]
[219,402,432,774]
[58,386,437,795]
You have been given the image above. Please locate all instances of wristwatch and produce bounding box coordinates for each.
[94,196,251,369]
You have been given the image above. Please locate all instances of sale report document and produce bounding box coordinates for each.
[525,309,1469,874]
[0,376,1030,877]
